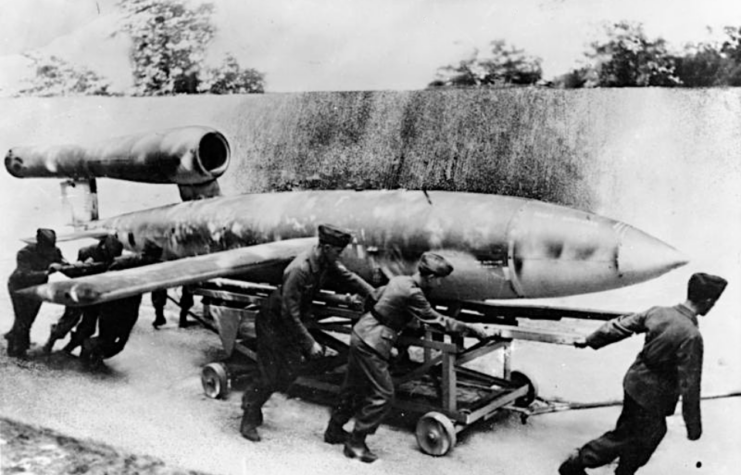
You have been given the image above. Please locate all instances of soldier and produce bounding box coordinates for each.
[151,176,213,330]
[43,235,123,353]
[151,289,168,329]
[80,244,163,369]
[239,224,375,442]
[558,272,727,475]
[324,252,488,463]
[5,228,67,357]
[151,286,194,329]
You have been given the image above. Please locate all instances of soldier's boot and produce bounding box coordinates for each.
[178,310,191,329]
[63,332,83,354]
[5,334,26,358]
[239,411,261,442]
[343,432,378,463]
[62,341,78,354]
[88,353,105,371]
[80,340,105,370]
[43,324,62,353]
[42,337,57,354]
[323,419,350,444]
[152,310,166,329]
[79,339,93,361]
[615,462,639,475]
[558,451,587,475]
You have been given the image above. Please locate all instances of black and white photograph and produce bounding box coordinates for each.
[1,1,740,474]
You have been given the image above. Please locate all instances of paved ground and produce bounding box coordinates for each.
[1,299,739,475]
[1,416,207,475]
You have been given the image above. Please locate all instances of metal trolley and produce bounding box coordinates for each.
[191,278,586,456]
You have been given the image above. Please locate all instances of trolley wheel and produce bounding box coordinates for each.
[201,362,230,399]
[415,412,457,456]
[510,370,538,408]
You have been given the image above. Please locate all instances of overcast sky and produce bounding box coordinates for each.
[2,0,741,92]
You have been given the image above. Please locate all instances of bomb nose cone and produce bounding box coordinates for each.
[616,223,689,282]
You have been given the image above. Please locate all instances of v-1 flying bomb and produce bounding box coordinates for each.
[5,127,688,306]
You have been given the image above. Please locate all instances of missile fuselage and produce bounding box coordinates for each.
[85,189,687,301]
[5,128,687,301]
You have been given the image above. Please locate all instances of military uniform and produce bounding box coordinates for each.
[151,289,168,328]
[151,286,193,328]
[5,229,66,356]
[46,237,123,353]
[561,272,727,475]
[83,293,143,365]
[80,251,159,367]
[326,252,485,462]
[329,275,473,433]
[240,225,374,441]
[152,182,209,329]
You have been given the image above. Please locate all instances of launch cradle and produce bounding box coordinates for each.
[191,278,614,457]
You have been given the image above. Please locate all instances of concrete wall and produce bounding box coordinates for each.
[1,89,739,384]
[1,88,738,262]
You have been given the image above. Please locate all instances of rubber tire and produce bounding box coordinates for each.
[415,411,457,456]
[201,362,230,399]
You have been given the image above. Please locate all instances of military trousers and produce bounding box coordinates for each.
[151,289,168,313]
[50,305,100,349]
[329,332,394,436]
[6,292,43,353]
[152,287,194,321]
[241,315,303,424]
[578,392,667,475]
[86,295,142,360]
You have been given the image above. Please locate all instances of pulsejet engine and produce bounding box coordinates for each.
[4,126,231,207]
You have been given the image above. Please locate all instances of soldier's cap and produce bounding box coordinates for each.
[317,224,353,248]
[688,272,727,301]
[418,252,454,278]
[36,228,56,246]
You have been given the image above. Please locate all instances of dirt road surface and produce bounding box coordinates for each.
[1,119,740,474]
[1,299,740,475]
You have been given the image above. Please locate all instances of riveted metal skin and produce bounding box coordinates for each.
[84,189,687,301]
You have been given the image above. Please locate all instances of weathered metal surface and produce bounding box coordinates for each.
[22,238,315,306]
[81,189,687,301]
[4,126,230,185]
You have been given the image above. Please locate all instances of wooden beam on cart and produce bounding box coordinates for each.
[482,324,586,346]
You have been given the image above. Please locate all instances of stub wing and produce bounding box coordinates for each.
[19,238,316,306]
[20,229,112,244]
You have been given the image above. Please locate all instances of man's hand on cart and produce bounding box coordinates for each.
[344,293,366,311]
[308,341,337,359]
[307,341,324,359]
[48,262,65,274]
[464,323,489,342]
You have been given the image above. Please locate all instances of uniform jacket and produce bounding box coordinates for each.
[354,275,465,359]
[60,243,127,279]
[267,245,374,352]
[586,304,703,435]
[56,243,111,277]
[78,243,107,263]
[7,243,65,291]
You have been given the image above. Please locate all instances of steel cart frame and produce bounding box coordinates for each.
[191,278,585,456]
